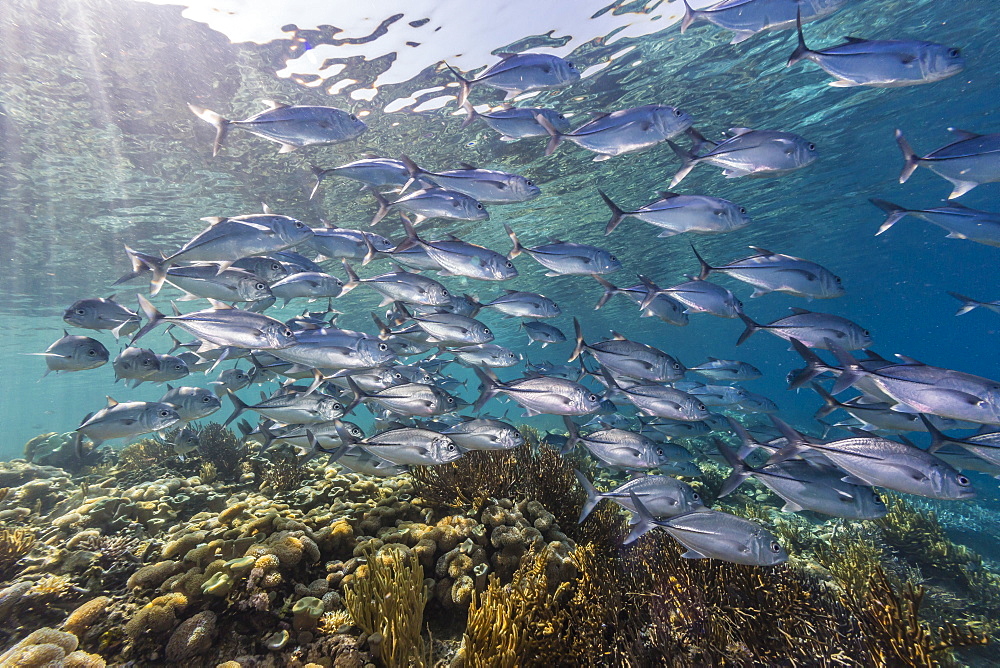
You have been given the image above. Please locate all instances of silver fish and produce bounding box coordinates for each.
[637,275,743,318]
[520,321,566,347]
[670,127,818,186]
[688,358,761,382]
[77,397,180,447]
[482,290,560,318]
[506,224,621,276]
[63,295,140,338]
[225,388,345,426]
[474,368,602,416]
[460,103,571,139]
[371,187,488,226]
[737,392,779,414]
[443,419,525,451]
[451,343,521,368]
[564,417,675,470]
[576,470,704,523]
[787,14,963,87]
[600,189,750,237]
[949,292,1000,317]
[160,385,222,422]
[925,419,1000,470]
[188,100,366,156]
[333,446,411,477]
[170,427,201,457]
[135,296,297,350]
[333,421,463,466]
[116,252,274,303]
[738,307,871,350]
[145,354,190,384]
[113,347,160,387]
[309,158,415,199]
[232,256,290,283]
[265,420,365,450]
[695,245,844,300]
[680,0,846,45]
[349,380,458,417]
[640,418,711,439]
[28,332,109,376]
[271,327,397,370]
[625,498,788,566]
[396,217,516,281]
[592,277,690,326]
[538,105,692,161]
[605,374,710,421]
[400,155,540,204]
[308,226,394,263]
[341,261,451,307]
[872,199,1000,246]
[210,367,254,397]
[896,128,1000,199]
[448,53,580,106]
[571,318,685,382]
[269,272,344,305]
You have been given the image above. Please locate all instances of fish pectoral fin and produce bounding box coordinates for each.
[840,474,871,486]
[680,549,709,560]
[945,232,969,239]
[828,80,861,88]
[592,154,613,162]
[947,180,979,199]
[915,388,985,407]
[656,229,680,238]
[722,169,751,178]
[120,419,138,426]
[278,143,299,154]
[780,501,804,512]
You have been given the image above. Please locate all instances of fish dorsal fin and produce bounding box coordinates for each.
[261,202,273,214]
[208,299,235,310]
[63,329,69,336]
[263,99,290,110]
[842,36,868,43]
[590,111,612,121]
[202,216,228,226]
[747,245,774,255]
[458,162,478,170]
[106,396,119,407]
[166,384,174,391]
[105,294,117,302]
[547,237,565,244]
[894,354,926,365]
[496,52,519,60]
[727,127,754,137]
[610,331,627,340]
[320,218,336,229]
[947,127,982,141]
[944,200,976,211]
[788,307,812,315]
[656,191,682,199]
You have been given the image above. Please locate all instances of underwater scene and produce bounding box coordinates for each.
[2,0,1000,664]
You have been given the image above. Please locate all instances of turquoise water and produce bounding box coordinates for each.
[1,2,997,471]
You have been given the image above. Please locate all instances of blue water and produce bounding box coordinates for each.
[0,0,997,468]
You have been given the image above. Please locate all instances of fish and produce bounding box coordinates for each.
[599,189,750,237]
[564,417,677,470]
[481,291,560,318]
[231,256,290,283]
[170,427,201,457]
[116,252,274,304]
[812,382,971,433]
[270,327,397,371]
[923,417,1000,470]
[737,307,871,350]
[767,417,976,501]
[640,417,712,439]
[76,397,180,447]
[871,199,1000,246]
[160,385,222,422]
[693,245,844,299]
[209,367,254,397]
[134,296,298,351]
[787,12,964,87]
[450,343,521,368]
[686,384,749,406]
[145,354,190,384]
[716,436,887,519]
[592,277,690,326]
[637,275,743,319]
[575,470,704,523]
[395,216,517,281]
[669,127,818,186]
[188,100,366,156]
[525,358,583,381]
[309,157,416,199]
[736,391,779,414]
[447,53,580,106]
[27,332,109,376]
[348,379,459,418]
[536,105,692,161]
[895,128,1000,199]
[571,318,686,382]
[520,321,567,347]
[625,496,788,566]
[383,310,494,346]
[948,292,1000,316]
[224,388,346,426]
[688,358,761,382]
[679,0,847,45]
[506,224,621,276]
[331,420,463,466]
[330,446,411,477]
[370,186,489,226]
[399,155,541,204]
[341,261,452,307]
[603,372,710,422]
[63,296,141,338]
[269,272,345,305]
[443,419,525,451]
[112,347,161,387]
[133,214,314,296]
[460,102,572,140]
[473,367,603,416]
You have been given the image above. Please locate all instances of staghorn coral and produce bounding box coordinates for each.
[344,543,429,667]
[0,528,35,581]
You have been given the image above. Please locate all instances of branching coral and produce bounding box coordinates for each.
[197,423,249,479]
[0,528,35,582]
[117,438,176,472]
[343,543,429,667]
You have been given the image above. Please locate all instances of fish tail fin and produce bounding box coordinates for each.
[825,340,865,394]
[187,103,231,157]
[369,187,391,226]
[786,8,813,66]
[371,312,394,340]
[736,311,762,346]
[787,338,828,389]
[504,223,524,258]
[222,388,248,427]
[562,416,582,455]
[310,430,351,463]
[445,63,473,109]
[766,416,810,465]
[255,421,277,448]
[70,431,86,461]
[309,165,328,200]
[869,198,910,235]
[568,317,586,362]
[919,414,955,454]
[593,276,620,310]
[715,437,752,497]
[114,245,156,285]
[947,291,981,316]
[341,259,361,295]
[398,154,426,193]
[472,366,502,413]
[667,139,698,187]
[574,469,602,522]
[533,112,564,156]
[393,213,422,253]
[680,0,699,33]
[361,232,378,266]
[686,126,715,153]
[342,380,367,417]
[460,97,479,130]
[810,382,842,419]
[895,129,921,184]
[623,491,656,545]
[131,294,165,344]
[637,274,662,310]
[597,189,628,235]
[166,330,185,355]
[690,244,716,279]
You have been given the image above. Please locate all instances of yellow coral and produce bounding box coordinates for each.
[64,596,111,638]
[0,528,35,580]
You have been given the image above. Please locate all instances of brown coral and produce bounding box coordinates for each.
[0,528,35,581]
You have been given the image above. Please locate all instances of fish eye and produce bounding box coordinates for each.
[87,349,98,356]
[949,48,960,57]
[395,372,402,379]
[736,300,744,308]
[256,283,266,290]
[807,143,816,151]
[284,328,294,337]
[352,428,362,436]
[75,308,86,315]
[835,277,843,284]
[770,542,782,553]
[610,255,617,262]
[505,261,513,268]
[557,114,566,120]
[484,328,491,335]
[476,203,483,209]
[294,221,305,228]
[672,363,681,369]
[673,109,681,116]
[588,394,598,402]
[567,62,574,68]
[349,114,357,121]
[334,402,343,410]
[447,397,455,403]
[692,492,700,500]
[655,447,664,456]
[958,475,970,486]
[873,493,884,505]
[442,289,450,296]
[862,330,870,336]
[697,403,706,411]
[202,395,212,402]
[525,180,534,187]
[271,263,282,271]
[379,343,388,351]
[739,207,746,214]
[159,410,171,417]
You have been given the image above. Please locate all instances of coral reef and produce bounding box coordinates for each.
[0,528,35,581]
